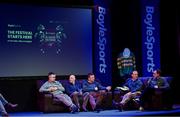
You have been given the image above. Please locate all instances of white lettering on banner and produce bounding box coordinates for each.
[144,6,155,73]
[96,6,107,73]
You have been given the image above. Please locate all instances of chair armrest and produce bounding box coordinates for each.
[38,92,54,104]
[38,92,53,99]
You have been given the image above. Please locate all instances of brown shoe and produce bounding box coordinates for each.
[7,103,18,108]
[82,105,88,112]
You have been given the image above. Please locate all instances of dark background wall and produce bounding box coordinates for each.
[160,0,180,103]
[0,0,180,112]
[111,0,141,89]
[111,0,180,103]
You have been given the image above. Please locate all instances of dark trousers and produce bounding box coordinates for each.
[70,92,89,109]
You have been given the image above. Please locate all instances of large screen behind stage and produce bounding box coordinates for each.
[0,4,93,77]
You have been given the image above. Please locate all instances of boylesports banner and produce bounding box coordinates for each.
[93,0,112,86]
[141,0,161,76]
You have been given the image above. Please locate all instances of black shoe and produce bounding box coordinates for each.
[94,108,103,113]
[2,112,9,117]
[77,108,80,112]
[70,105,78,114]
[112,100,119,109]
[118,103,124,112]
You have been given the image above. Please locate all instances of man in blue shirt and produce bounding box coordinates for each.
[65,75,89,111]
[115,70,143,111]
[82,73,111,112]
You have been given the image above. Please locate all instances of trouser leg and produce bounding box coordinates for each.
[71,92,80,109]
[0,101,7,115]
[54,94,74,107]
[82,92,89,108]
[0,94,8,105]
[89,92,96,110]
[96,91,106,107]
[120,92,132,105]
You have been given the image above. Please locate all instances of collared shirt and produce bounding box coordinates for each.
[123,78,143,92]
[82,80,106,92]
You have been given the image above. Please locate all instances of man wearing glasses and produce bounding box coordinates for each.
[139,69,170,111]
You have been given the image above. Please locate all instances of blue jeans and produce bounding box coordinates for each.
[0,93,8,115]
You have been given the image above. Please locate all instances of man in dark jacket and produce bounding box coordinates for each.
[65,75,89,111]
[139,69,171,111]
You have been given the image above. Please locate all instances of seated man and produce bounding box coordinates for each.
[0,93,18,117]
[114,70,143,111]
[82,73,111,112]
[65,75,89,112]
[39,72,78,113]
[139,69,171,111]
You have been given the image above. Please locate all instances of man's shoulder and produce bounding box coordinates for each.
[54,80,61,84]
[43,81,49,84]
[40,81,50,87]
[82,80,88,84]
[94,80,102,85]
[136,78,142,82]
[125,78,132,82]
[137,78,143,84]
[159,77,167,81]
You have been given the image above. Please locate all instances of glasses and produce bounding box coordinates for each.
[133,73,138,75]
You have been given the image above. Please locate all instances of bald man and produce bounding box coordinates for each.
[65,75,89,112]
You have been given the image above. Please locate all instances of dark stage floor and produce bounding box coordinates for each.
[8,107,180,117]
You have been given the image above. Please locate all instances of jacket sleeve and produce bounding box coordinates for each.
[65,83,72,95]
[159,78,170,89]
[56,81,65,92]
[96,82,106,90]
[77,81,83,93]
[39,82,50,93]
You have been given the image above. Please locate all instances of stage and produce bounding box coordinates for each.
[9,107,180,117]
